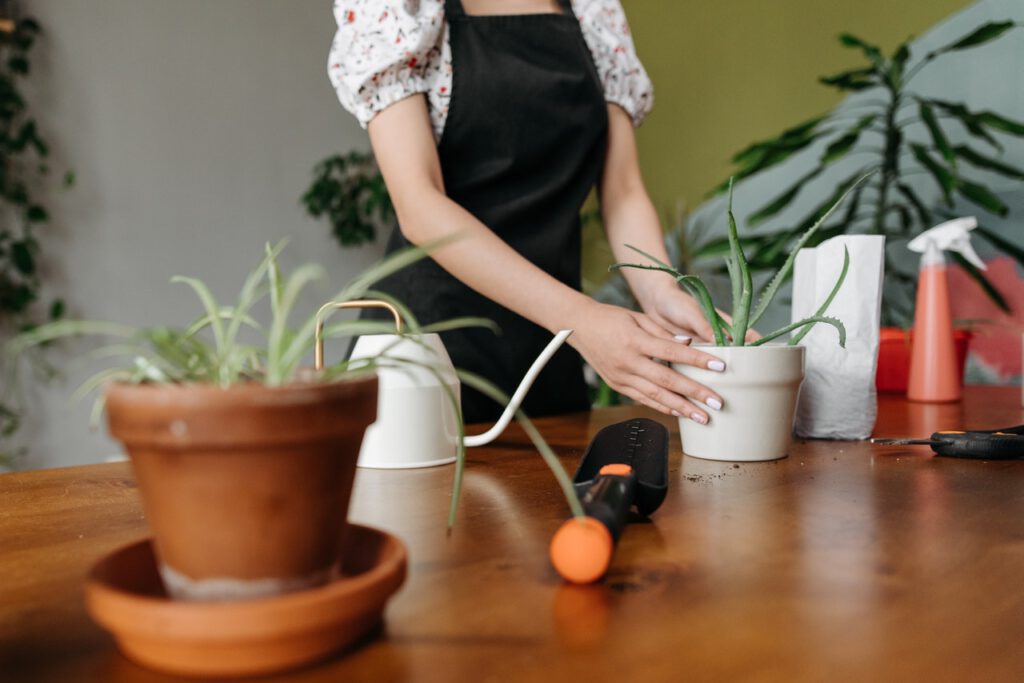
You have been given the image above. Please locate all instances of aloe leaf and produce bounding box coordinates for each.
[957,179,1009,217]
[748,171,874,326]
[453,367,583,526]
[171,276,225,356]
[790,246,850,346]
[755,316,847,347]
[927,20,1016,58]
[725,255,741,316]
[919,101,955,163]
[909,143,955,205]
[954,145,1024,180]
[623,243,673,269]
[678,276,727,346]
[949,252,1009,313]
[725,179,752,345]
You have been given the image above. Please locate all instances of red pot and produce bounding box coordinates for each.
[876,327,972,394]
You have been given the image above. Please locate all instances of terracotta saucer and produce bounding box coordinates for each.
[85,524,407,678]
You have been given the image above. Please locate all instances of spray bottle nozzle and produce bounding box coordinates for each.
[907,217,986,270]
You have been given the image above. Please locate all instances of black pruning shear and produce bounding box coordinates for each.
[870,424,1024,459]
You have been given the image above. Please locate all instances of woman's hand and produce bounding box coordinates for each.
[641,280,761,344]
[567,300,727,423]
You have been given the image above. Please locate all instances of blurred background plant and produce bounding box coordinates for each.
[708,19,1023,327]
[301,150,393,248]
[0,8,72,465]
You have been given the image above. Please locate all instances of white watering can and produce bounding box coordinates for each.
[315,300,572,469]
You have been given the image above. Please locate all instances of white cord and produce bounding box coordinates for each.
[463,329,574,447]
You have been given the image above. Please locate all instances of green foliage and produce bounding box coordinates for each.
[714,21,1024,326]
[4,241,583,521]
[0,16,72,461]
[611,178,865,348]
[301,151,393,248]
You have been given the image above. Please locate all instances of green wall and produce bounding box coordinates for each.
[624,0,971,213]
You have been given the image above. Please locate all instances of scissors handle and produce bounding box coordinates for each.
[930,428,1024,459]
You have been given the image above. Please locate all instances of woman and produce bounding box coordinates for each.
[328,0,738,424]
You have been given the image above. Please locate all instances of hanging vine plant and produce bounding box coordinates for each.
[0,12,70,462]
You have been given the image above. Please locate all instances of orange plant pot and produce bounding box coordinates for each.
[105,377,377,601]
[876,327,972,394]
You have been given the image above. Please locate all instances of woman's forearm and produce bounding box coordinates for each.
[394,185,593,334]
[602,189,676,311]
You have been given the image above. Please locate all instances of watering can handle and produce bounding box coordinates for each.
[464,329,574,448]
[314,300,402,370]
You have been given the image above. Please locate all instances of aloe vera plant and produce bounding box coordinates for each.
[612,175,871,347]
[707,20,1024,326]
[6,240,583,524]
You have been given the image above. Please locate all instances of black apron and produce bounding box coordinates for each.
[368,0,609,424]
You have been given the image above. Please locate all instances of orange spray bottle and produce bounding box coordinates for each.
[906,217,985,403]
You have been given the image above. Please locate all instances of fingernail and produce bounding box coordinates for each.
[691,413,708,425]
[674,335,692,343]
[706,397,723,411]
[671,410,681,417]
[707,360,726,372]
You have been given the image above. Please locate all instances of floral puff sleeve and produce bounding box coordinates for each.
[327,0,448,135]
[575,0,654,127]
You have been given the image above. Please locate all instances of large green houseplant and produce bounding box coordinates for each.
[8,240,582,601]
[706,20,1024,326]
[612,176,867,461]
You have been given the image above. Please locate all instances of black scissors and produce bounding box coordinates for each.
[870,424,1024,459]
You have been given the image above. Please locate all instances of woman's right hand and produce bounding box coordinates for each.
[567,301,727,424]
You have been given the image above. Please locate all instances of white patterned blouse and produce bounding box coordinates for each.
[328,0,654,141]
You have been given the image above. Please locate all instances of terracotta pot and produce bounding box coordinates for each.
[875,327,972,394]
[672,345,805,462]
[105,377,377,601]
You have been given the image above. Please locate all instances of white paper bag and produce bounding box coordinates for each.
[791,235,886,440]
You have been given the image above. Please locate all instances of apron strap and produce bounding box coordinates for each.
[444,0,466,18]
[555,0,574,14]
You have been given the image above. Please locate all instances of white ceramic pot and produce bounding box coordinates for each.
[673,344,806,462]
[349,333,461,469]
[347,329,575,469]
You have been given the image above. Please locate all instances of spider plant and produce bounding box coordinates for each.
[6,240,583,526]
[611,174,873,347]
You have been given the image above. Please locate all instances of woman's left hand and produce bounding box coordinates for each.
[642,281,760,344]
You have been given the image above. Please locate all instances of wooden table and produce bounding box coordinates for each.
[2,386,1023,682]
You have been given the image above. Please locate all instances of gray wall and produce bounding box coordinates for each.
[11,1,380,469]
